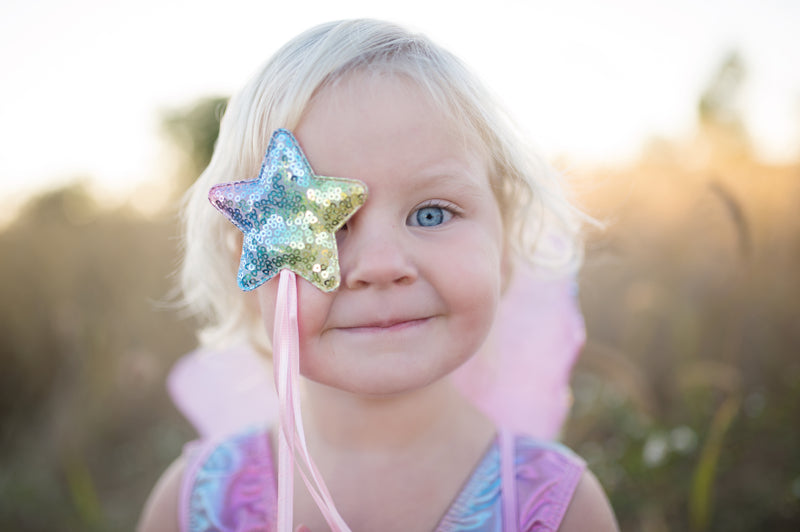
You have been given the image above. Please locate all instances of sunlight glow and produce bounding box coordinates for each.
[1,0,798,209]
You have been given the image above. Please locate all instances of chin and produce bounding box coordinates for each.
[302,353,469,397]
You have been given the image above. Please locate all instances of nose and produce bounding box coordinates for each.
[339,219,418,290]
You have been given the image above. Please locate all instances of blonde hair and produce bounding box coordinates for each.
[181,19,587,350]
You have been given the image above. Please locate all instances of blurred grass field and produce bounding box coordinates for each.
[1,57,798,531]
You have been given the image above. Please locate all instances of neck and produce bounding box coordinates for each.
[299,377,490,455]
[282,377,496,530]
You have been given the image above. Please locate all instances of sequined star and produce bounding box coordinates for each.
[208,129,367,292]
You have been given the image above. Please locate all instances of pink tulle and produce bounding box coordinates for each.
[451,264,586,439]
[168,343,275,439]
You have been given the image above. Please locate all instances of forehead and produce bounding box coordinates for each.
[311,71,484,147]
[296,71,489,181]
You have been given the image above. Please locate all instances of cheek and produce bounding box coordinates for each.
[434,235,503,325]
[451,224,504,290]
[256,276,334,346]
[256,279,280,342]
[454,265,502,334]
[294,282,335,344]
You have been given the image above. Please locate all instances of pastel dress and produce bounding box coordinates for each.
[179,426,585,531]
[169,269,588,531]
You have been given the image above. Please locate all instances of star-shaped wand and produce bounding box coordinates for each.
[208,128,363,532]
[209,128,367,292]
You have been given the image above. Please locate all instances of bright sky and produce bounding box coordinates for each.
[1,0,799,212]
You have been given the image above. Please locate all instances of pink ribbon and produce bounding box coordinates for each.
[272,270,350,532]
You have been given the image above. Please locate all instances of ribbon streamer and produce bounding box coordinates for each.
[273,269,351,532]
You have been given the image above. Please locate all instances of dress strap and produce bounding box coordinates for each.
[499,429,518,532]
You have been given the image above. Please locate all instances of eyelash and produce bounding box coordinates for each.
[407,200,460,227]
[338,200,461,232]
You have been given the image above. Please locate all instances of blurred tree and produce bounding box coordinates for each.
[697,51,752,163]
[0,183,195,530]
[161,96,229,189]
[0,184,95,441]
[698,51,746,128]
[572,49,800,531]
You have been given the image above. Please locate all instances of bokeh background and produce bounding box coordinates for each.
[1,1,798,530]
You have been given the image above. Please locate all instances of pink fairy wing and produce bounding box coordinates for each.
[167,345,278,439]
[451,264,586,440]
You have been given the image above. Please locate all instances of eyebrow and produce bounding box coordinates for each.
[407,169,490,197]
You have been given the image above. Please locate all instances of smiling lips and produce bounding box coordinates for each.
[337,316,433,333]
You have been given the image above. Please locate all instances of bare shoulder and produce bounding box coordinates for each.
[137,456,186,532]
[558,469,619,532]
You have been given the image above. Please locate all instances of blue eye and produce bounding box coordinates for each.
[411,205,452,227]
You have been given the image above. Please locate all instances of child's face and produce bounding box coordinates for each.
[257,72,507,396]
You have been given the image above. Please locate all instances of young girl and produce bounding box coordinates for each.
[140,19,618,532]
